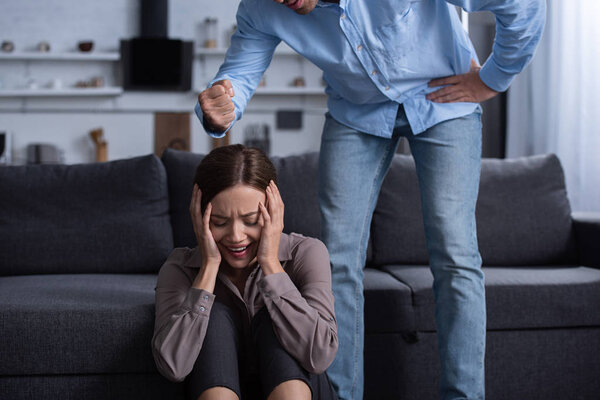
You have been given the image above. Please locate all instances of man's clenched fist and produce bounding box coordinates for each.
[198,79,235,133]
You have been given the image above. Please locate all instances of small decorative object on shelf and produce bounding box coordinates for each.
[48,78,63,90]
[1,40,15,53]
[37,41,51,52]
[203,18,218,48]
[75,76,105,88]
[89,128,108,162]
[78,41,94,52]
[26,143,62,164]
[27,79,39,90]
[90,76,104,88]
[291,77,306,87]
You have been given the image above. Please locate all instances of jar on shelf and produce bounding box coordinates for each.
[204,18,218,48]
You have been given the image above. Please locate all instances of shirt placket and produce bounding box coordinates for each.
[337,4,397,101]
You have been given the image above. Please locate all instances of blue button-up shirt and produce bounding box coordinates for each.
[195,0,545,138]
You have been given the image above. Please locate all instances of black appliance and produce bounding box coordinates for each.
[120,0,192,91]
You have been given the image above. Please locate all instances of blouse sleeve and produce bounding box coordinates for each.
[151,248,215,382]
[258,237,338,374]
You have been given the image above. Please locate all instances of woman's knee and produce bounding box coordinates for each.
[206,302,240,338]
[197,386,239,400]
[267,379,311,400]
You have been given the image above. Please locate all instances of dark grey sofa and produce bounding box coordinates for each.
[1,149,598,400]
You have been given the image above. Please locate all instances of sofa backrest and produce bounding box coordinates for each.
[371,153,578,266]
[161,149,322,248]
[0,155,173,276]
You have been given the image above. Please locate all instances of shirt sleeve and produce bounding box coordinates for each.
[195,0,281,138]
[258,237,338,374]
[447,0,546,92]
[151,249,216,382]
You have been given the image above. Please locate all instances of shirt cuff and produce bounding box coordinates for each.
[194,101,232,139]
[258,272,297,300]
[479,56,516,93]
[182,287,215,316]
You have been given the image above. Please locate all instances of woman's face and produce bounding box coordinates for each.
[209,183,265,270]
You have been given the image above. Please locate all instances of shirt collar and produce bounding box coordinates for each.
[183,232,293,268]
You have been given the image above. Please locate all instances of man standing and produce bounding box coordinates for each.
[195,1,545,399]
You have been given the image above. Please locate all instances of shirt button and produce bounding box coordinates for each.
[203,295,209,300]
[371,70,377,76]
[340,13,346,19]
[385,86,390,91]
[199,306,206,312]
[356,44,363,51]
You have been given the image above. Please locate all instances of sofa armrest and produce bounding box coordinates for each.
[572,212,600,268]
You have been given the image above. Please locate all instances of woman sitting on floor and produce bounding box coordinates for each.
[152,144,338,400]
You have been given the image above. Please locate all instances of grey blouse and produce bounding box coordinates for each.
[151,232,338,382]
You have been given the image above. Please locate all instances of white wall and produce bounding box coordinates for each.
[0,0,326,164]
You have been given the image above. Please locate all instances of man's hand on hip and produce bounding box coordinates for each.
[198,79,236,133]
[426,60,498,104]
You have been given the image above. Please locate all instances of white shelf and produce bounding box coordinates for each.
[0,87,124,97]
[0,52,120,61]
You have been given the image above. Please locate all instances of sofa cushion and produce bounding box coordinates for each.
[161,149,322,247]
[161,149,203,249]
[381,264,600,331]
[0,274,158,376]
[363,268,413,333]
[0,156,173,275]
[371,154,577,266]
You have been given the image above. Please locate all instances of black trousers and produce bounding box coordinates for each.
[185,302,338,400]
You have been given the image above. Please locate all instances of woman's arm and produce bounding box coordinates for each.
[260,237,338,374]
[152,186,221,382]
[255,182,337,373]
[151,249,216,382]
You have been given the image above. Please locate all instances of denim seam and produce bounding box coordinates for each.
[351,136,399,399]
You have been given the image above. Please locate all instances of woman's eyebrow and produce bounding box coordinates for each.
[210,211,258,219]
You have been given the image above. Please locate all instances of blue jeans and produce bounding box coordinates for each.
[320,106,486,400]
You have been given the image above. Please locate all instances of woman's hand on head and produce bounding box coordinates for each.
[257,181,285,275]
[190,184,221,269]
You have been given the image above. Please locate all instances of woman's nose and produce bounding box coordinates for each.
[228,221,246,242]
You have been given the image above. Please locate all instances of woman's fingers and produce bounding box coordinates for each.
[267,181,284,227]
[259,201,271,225]
[203,202,212,232]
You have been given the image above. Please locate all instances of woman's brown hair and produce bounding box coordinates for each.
[194,144,277,213]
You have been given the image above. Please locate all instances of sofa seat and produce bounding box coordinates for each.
[381,264,600,331]
[0,274,158,376]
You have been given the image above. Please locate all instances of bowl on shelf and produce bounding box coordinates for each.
[78,41,94,52]
[1,41,15,53]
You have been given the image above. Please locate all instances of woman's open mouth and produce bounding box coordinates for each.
[224,243,252,259]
